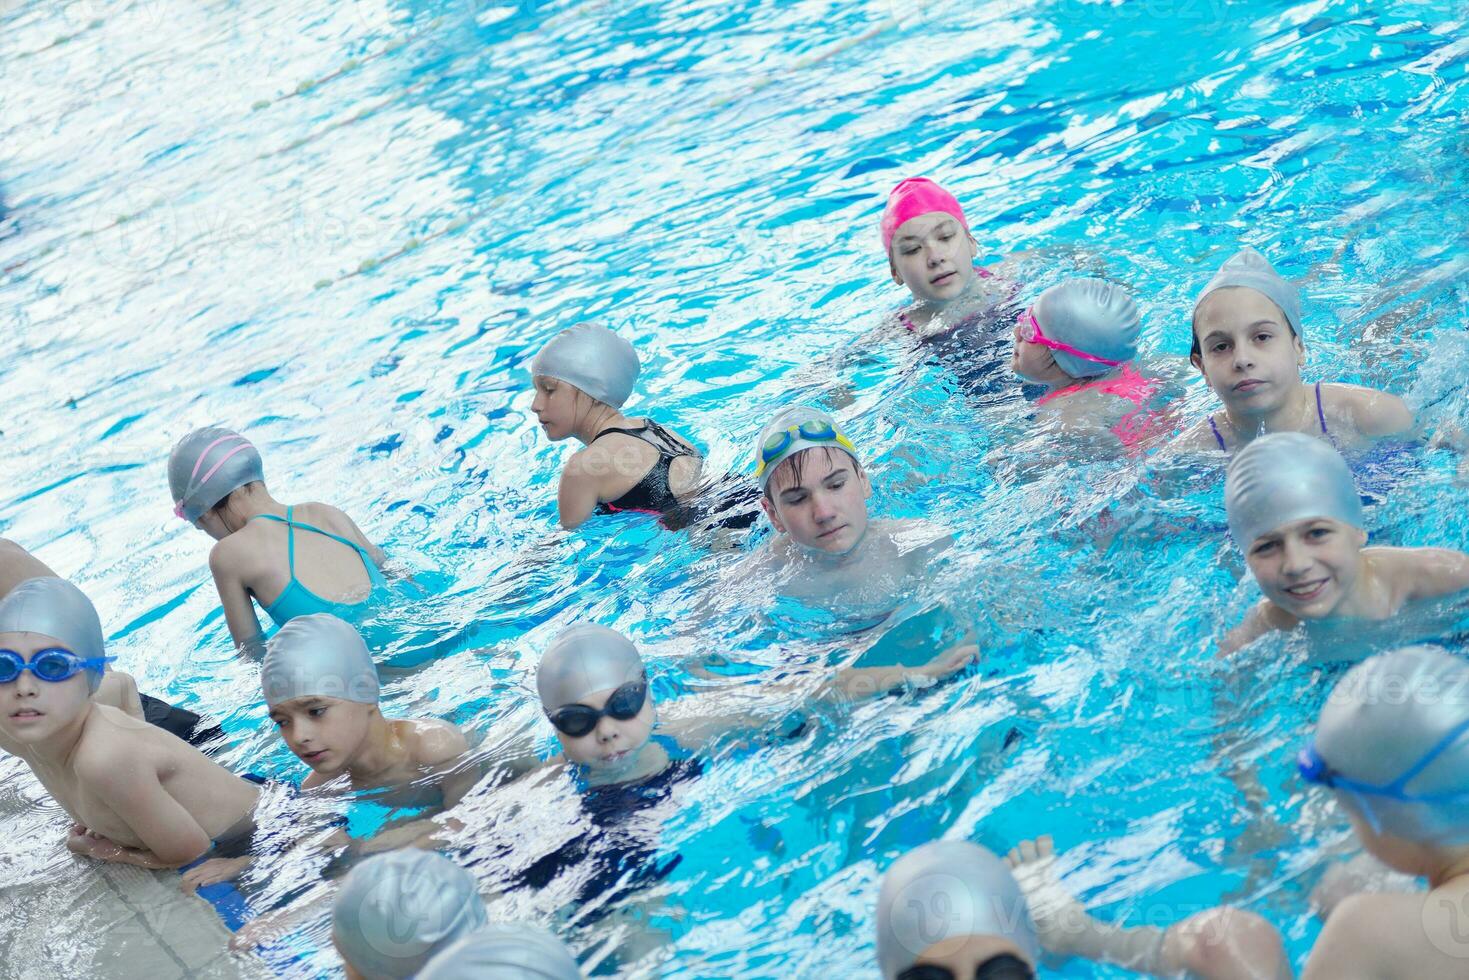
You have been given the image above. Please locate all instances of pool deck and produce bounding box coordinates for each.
[2,856,275,980]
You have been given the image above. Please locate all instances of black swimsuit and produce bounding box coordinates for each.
[592,421,697,516]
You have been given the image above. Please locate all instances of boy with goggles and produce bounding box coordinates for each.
[0,577,261,873]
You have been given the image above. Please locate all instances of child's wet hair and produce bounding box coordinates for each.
[763,446,863,501]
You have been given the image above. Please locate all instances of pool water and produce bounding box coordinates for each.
[1,0,1466,976]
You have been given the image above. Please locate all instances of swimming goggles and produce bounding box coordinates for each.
[1298,717,1469,831]
[753,419,857,480]
[547,677,648,738]
[897,955,1036,980]
[172,434,256,520]
[0,648,115,684]
[1016,307,1123,368]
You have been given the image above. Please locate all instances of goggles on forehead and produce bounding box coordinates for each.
[754,419,857,481]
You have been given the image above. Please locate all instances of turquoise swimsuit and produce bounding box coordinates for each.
[251,507,387,628]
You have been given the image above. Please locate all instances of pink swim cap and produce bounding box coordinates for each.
[880,177,969,254]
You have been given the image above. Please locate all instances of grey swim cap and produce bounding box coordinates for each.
[536,624,645,710]
[332,851,489,980]
[0,577,107,693]
[417,924,583,980]
[876,841,1040,979]
[261,614,379,707]
[1225,432,1363,549]
[1029,278,1141,379]
[1194,247,1302,338]
[754,405,860,492]
[168,426,265,523]
[530,323,640,409]
[1314,646,1469,845]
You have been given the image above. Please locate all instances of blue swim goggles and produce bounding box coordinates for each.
[1298,716,1469,831]
[0,648,115,684]
[753,419,857,481]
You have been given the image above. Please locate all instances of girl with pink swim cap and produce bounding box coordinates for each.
[881,176,1014,338]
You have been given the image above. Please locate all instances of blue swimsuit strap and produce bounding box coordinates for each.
[1211,383,1331,454]
[252,508,378,580]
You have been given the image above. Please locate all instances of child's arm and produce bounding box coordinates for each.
[77,756,214,867]
[1009,836,1291,980]
[1217,601,1286,658]
[208,544,267,658]
[556,454,601,530]
[1341,385,1414,439]
[1407,548,1469,601]
[819,641,978,703]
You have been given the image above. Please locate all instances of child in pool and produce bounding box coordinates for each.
[332,850,488,980]
[530,323,709,530]
[1010,277,1170,449]
[169,426,389,656]
[1174,248,1413,454]
[875,839,1286,980]
[742,405,957,615]
[1218,432,1469,655]
[1010,646,1469,978]
[0,577,260,870]
[882,177,1013,338]
[181,614,474,891]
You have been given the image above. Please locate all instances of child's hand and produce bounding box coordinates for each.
[915,642,979,684]
[180,856,252,894]
[229,908,294,951]
[1006,836,1093,958]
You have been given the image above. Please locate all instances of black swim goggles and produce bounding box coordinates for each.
[898,954,1036,980]
[546,676,649,738]
[0,647,115,684]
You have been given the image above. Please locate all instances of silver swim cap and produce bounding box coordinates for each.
[536,624,645,710]
[876,841,1040,979]
[261,614,379,707]
[753,405,860,492]
[0,577,108,693]
[168,426,265,523]
[1311,646,1469,845]
[332,851,489,980]
[1194,247,1302,338]
[530,323,640,409]
[1029,278,1141,379]
[1225,432,1363,549]
[417,924,582,980]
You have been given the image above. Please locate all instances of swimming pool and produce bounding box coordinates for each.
[1,0,1466,975]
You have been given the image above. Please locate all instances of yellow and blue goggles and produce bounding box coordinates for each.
[754,419,857,483]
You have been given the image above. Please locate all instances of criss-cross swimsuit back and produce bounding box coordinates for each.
[250,506,387,627]
[591,421,697,515]
[1209,381,1333,454]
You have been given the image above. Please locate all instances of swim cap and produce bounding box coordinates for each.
[0,577,108,693]
[1224,432,1363,549]
[881,177,970,255]
[530,323,640,409]
[876,841,1040,980]
[332,851,489,980]
[261,613,379,707]
[754,405,859,492]
[168,426,265,523]
[417,924,583,980]
[536,624,645,710]
[1311,646,1469,845]
[1194,247,1302,338]
[1029,278,1141,379]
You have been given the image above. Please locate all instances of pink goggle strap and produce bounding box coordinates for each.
[1018,308,1124,368]
[173,436,254,520]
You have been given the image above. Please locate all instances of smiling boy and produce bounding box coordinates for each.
[1219,433,1469,654]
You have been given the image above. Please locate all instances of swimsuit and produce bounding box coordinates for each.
[1035,363,1164,448]
[1209,382,1333,454]
[249,507,387,628]
[590,421,698,516]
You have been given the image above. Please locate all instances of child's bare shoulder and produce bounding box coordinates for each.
[72,707,158,778]
[1322,383,1413,436]
[1311,891,1455,975]
[399,718,469,766]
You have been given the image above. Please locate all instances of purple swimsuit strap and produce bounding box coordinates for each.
[1212,382,1332,455]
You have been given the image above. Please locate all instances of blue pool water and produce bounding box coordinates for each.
[1,0,1466,975]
